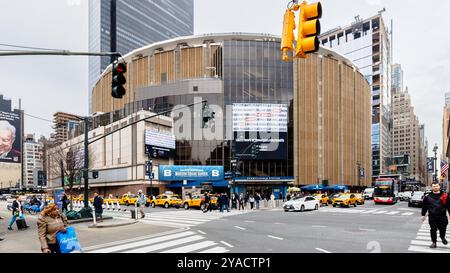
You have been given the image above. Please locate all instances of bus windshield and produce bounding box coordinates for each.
[373,187,393,197]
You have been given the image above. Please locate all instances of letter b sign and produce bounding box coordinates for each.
[211,170,220,177]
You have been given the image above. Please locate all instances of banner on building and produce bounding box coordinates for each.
[145,130,176,159]
[427,157,435,173]
[159,165,223,181]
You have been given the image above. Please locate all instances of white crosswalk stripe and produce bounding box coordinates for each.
[84,230,229,253]
[317,207,418,217]
[408,221,450,253]
[103,209,251,228]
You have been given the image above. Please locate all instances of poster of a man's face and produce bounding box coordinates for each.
[0,120,20,163]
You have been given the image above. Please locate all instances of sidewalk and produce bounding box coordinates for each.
[0,210,174,253]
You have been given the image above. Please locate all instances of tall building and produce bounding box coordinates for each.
[88,0,194,113]
[53,112,81,145]
[392,87,426,182]
[320,13,392,179]
[23,134,43,189]
[391,63,404,94]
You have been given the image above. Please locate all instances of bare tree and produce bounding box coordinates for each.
[47,143,96,211]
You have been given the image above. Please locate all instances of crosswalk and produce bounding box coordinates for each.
[408,221,450,253]
[103,209,252,228]
[317,207,416,216]
[83,229,230,253]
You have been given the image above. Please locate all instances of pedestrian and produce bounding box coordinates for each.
[37,203,69,253]
[249,194,255,210]
[421,182,450,248]
[244,192,249,208]
[224,193,230,212]
[231,193,237,210]
[270,192,275,208]
[8,195,28,231]
[136,190,146,218]
[255,193,261,209]
[238,193,245,210]
[93,193,103,222]
[203,192,211,213]
[61,193,69,214]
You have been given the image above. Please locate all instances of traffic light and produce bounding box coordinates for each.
[201,103,215,128]
[92,170,99,179]
[295,1,322,58]
[111,61,127,99]
[280,9,297,61]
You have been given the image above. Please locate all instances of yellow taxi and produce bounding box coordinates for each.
[313,194,329,206]
[183,195,205,210]
[353,193,365,205]
[332,193,357,207]
[103,197,120,205]
[151,194,182,208]
[119,194,138,206]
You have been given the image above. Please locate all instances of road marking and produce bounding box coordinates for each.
[199,246,230,253]
[386,211,400,215]
[245,220,255,223]
[122,235,204,253]
[87,231,196,253]
[197,230,206,235]
[402,212,414,216]
[161,240,216,253]
[312,225,327,228]
[410,240,450,249]
[408,245,450,253]
[359,227,376,232]
[267,235,284,240]
[375,210,388,214]
[315,248,331,253]
[220,241,234,248]
[234,226,246,230]
[274,222,285,225]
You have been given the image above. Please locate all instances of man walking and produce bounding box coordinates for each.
[93,193,104,222]
[421,182,450,248]
[137,190,147,218]
[203,192,211,213]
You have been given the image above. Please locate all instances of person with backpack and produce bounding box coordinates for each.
[8,195,28,231]
[93,193,104,222]
[421,182,450,248]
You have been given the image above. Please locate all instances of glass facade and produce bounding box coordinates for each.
[88,0,194,113]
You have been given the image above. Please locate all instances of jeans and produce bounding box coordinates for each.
[256,201,260,209]
[9,214,24,228]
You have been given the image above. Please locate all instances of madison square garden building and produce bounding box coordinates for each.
[90,33,372,197]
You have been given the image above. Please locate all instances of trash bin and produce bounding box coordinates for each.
[130,209,136,219]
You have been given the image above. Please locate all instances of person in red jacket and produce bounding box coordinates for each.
[421,182,450,248]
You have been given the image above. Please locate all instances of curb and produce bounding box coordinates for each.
[68,216,113,224]
[88,220,138,229]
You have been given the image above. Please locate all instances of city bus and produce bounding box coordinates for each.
[373,178,399,205]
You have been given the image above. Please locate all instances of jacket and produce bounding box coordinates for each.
[11,200,23,216]
[137,193,146,205]
[422,191,450,217]
[37,213,68,250]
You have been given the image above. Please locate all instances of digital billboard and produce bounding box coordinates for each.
[0,106,22,164]
[232,103,288,160]
[145,130,176,158]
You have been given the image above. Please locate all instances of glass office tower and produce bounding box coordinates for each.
[88,0,194,113]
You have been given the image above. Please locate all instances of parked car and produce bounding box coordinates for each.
[313,194,329,206]
[408,191,425,207]
[119,194,138,206]
[152,194,182,208]
[332,193,357,207]
[283,196,320,212]
[327,193,342,204]
[0,194,11,201]
[363,187,375,200]
[353,193,365,205]
[400,191,413,201]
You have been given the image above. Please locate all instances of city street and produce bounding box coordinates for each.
[2,200,446,253]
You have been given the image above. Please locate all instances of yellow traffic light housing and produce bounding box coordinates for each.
[296,1,322,58]
[280,1,322,61]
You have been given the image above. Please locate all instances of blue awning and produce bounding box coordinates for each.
[325,185,348,191]
[301,184,326,191]
[167,180,230,188]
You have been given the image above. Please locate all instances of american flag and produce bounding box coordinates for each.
[441,160,449,178]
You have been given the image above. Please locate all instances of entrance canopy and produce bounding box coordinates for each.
[325,185,348,191]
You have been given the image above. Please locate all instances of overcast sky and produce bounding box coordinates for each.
[0,0,449,157]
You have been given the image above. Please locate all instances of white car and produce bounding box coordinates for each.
[363,187,375,200]
[283,196,320,212]
[400,191,412,201]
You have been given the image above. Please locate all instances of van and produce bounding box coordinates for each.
[363,187,375,200]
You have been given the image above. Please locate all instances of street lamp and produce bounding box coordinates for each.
[433,144,438,183]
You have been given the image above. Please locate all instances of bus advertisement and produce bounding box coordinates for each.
[373,178,399,205]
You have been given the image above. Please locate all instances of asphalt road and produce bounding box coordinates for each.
[188,201,425,253]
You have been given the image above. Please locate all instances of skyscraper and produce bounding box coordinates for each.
[391,63,404,94]
[88,0,194,113]
[319,13,392,179]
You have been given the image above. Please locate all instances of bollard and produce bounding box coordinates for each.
[116,201,120,211]
[93,209,97,226]
[106,201,110,210]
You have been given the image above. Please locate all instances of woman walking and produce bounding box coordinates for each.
[37,203,68,253]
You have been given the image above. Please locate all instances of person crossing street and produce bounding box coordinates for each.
[421,182,450,248]
[137,190,147,219]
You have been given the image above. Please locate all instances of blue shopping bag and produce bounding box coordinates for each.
[56,226,82,253]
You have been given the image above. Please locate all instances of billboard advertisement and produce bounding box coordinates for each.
[0,105,22,164]
[159,165,224,181]
[145,130,176,159]
[232,103,288,160]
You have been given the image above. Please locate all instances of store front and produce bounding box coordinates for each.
[232,177,293,200]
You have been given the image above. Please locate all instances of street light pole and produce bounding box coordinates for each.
[433,144,438,183]
[83,117,90,209]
